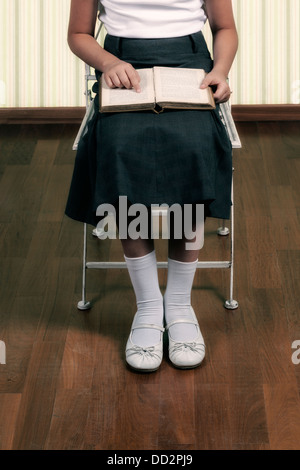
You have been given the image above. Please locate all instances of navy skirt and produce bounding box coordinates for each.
[65,32,232,226]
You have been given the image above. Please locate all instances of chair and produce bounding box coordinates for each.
[72,13,242,312]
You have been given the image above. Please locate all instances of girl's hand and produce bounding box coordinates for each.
[200,70,232,103]
[102,59,141,92]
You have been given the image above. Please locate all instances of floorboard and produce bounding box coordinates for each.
[0,121,300,450]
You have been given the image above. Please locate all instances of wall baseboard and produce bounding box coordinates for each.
[0,104,299,124]
[0,107,86,125]
[232,104,300,121]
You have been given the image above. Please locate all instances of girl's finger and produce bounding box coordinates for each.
[104,74,115,88]
[116,70,132,89]
[110,73,122,88]
[213,83,230,102]
[200,77,211,89]
[126,69,141,92]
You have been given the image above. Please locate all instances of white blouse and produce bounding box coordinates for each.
[99,0,207,38]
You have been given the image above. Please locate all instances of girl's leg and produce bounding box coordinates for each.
[164,239,200,343]
[164,205,204,344]
[164,208,206,368]
[121,237,154,259]
[117,207,164,351]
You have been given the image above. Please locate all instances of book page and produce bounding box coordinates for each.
[101,68,155,108]
[154,67,210,105]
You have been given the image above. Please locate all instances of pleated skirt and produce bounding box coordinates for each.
[65,31,233,226]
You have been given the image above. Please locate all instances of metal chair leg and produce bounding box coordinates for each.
[217,219,230,236]
[77,223,91,310]
[224,169,238,310]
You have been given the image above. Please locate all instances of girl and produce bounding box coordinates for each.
[65,0,238,372]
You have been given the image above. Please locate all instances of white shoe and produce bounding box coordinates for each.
[166,308,205,369]
[125,321,165,372]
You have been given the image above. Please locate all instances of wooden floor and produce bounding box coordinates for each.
[0,121,300,451]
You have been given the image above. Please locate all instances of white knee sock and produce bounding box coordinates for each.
[124,250,164,347]
[164,258,198,342]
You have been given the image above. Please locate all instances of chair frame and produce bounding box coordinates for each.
[72,16,242,312]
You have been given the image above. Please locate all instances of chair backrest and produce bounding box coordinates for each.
[219,102,241,149]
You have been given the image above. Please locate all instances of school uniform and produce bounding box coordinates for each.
[65,0,232,226]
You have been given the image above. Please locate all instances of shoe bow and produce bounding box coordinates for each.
[171,342,205,354]
[126,345,161,360]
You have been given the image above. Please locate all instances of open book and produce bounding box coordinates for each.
[99,67,215,113]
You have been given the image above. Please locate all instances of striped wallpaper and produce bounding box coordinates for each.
[0,0,299,107]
